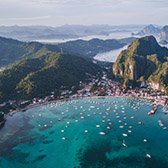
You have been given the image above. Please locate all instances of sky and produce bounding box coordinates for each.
[0,0,167,26]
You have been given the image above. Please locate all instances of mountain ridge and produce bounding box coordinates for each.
[0,36,135,68]
[132,24,160,36]
[0,24,144,41]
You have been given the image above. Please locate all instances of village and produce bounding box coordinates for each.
[0,69,168,124]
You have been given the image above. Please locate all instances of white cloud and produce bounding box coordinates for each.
[0,16,51,21]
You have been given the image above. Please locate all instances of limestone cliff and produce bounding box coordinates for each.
[113,36,168,92]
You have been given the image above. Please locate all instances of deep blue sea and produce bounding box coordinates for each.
[0,97,168,168]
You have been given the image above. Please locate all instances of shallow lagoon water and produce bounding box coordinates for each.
[0,97,168,168]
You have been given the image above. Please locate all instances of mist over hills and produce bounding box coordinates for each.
[0,24,144,41]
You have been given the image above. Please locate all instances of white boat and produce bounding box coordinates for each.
[122,140,127,147]
[99,132,106,135]
[144,139,147,142]
[146,154,151,158]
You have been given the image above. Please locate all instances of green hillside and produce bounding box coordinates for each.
[0,36,135,68]
[0,52,101,102]
[57,37,135,59]
[0,37,46,67]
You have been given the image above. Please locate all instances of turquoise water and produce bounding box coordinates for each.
[0,97,168,168]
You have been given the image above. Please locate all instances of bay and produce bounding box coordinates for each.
[0,97,168,168]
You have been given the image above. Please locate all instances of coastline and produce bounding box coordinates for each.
[7,94,163,116]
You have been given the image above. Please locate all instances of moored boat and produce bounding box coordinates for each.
[148,105,157,115]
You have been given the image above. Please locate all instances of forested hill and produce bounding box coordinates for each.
[0,36,59,67]
[0,36,135,68]
[0,52,101,102]
[57,37,135,59]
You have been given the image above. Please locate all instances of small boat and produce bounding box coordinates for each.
[146,154,151,158]
[122,133,128,137]
[148,105,157,115]
[143,139,147,142]
[122,140,127,147]
[99,132,106,135]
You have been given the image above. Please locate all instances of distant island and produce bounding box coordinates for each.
[131,24,160,36]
